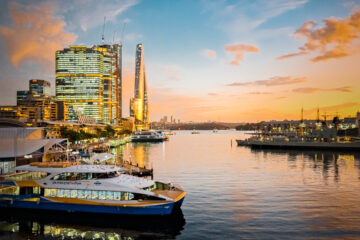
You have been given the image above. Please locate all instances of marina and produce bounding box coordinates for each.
[1,130,360,239]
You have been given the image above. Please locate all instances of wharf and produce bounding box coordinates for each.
[236,139,360,151]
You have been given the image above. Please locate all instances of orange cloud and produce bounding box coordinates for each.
[248,92,272,95]
[224,44,259,65]
[276,51,307,60]
[202,49,217,59]
[226,76,306,87]
[293,86,352,93]
[277,11,360,62]
[0,3,76,68]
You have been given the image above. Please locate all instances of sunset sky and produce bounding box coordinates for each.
[0,0,359,122]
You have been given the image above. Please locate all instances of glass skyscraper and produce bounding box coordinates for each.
[55,44,122,123]
[130,44,149,129]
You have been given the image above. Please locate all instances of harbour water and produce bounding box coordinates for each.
[1,130,360,239]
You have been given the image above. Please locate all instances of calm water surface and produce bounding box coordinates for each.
[1,130,360,239]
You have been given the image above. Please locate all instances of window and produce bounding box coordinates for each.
[71,190,77,198]
[50,189,57,197]
[84,190,91,199]
[91,191,99,200]
[106,191,114,200]
[33,187,40,194]
[57,189,64,197]
[78,190,85,199]
[99,191,106,200]
[114,192,121,201]
[64,189,71,198]
[45,188,57,197]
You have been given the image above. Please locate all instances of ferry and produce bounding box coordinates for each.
[0,162,186,215]
[131,131,168,142]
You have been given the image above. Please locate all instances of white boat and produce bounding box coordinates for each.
[131,131,168,142]
[0,162,186,215]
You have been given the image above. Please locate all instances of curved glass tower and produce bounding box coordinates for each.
[130,44,149,130]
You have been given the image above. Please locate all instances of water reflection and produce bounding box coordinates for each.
[0,208,185,240]
[115,142,155,169]
[251,148,360,182]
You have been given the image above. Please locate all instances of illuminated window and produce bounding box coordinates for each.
[70,190,77,198]
[78,190,85,199]
[91,191,99,200]
[84,190,91,199]
[57,189,64,198]
[64,189,71,198]
[106,191,114,200]
[99,191,106,200]
[114,192,121,201]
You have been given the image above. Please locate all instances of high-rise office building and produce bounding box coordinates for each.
[29,79,51,97]
[55,44,122,124]
[130,44,149,130]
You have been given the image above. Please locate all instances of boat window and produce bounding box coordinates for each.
[114,192,121,200]
[70,190,77,198]
[64,189,71,198]
[6,171,49,181]
[106,191,114,200]
[44,188,57,197]
[57,189,64,197]
[0,186,19,195]
[78,190,85,199]
[99,191,106,200]
[84,190,91,199]
[52,171,119,181]
[33,187,40,194]
[91,190,99,200]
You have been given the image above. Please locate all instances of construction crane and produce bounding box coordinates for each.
[102,16,106,44]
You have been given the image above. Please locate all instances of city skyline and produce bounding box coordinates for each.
[0,0,359,122]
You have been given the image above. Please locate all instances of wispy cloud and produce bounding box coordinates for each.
[208,93,219,96]
[58,0,138,32]
[0,2,76,68]
[277,11,360,62]
[293,86,352,93]
[201,49,217,59]
[226,76,306,87]
[203,0,308,36]
[224,44,259,65]
[248,92,272,95]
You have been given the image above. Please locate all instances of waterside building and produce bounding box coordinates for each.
[56,44,122,124]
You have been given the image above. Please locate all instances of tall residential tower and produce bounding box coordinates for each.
[55,44,122,124]
[130,44,149,130]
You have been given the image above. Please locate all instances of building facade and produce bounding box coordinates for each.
[29,79,51,97]
[55,44,122,124]
[0,80,67,123]
[130,44,149,130]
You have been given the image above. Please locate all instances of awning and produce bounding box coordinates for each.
[0,138,67,158]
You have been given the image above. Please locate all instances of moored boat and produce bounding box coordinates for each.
[131,131,168,142]
[0,162,186,215]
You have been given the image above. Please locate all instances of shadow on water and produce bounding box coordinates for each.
[0,208,186,240]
